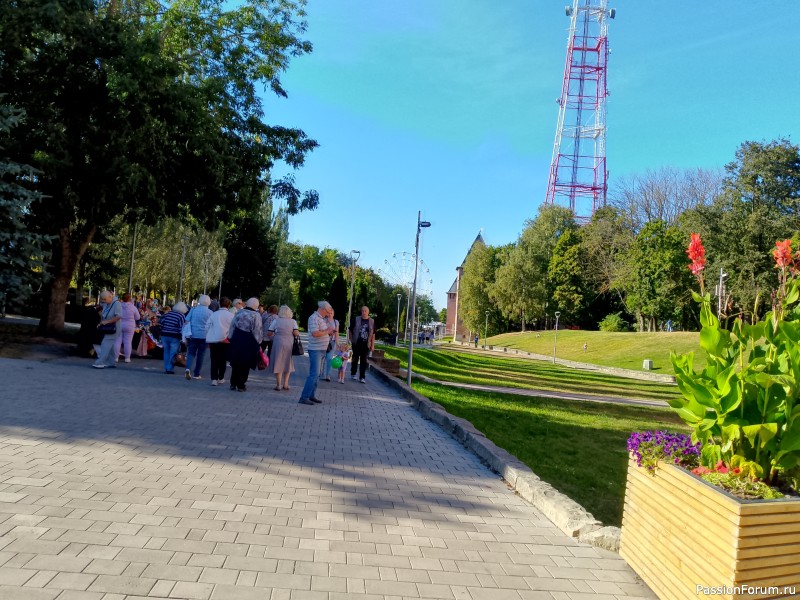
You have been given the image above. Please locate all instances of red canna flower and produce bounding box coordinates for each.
[774,239,793,269]
[687,234,706,275]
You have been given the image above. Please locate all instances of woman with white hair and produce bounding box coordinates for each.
[226,297,263,392]
[159,301,188,374]
[92,290,122,369]
[267,304,300,391]
[184,294,212,380]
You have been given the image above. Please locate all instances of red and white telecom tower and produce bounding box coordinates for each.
[544,0,616,220]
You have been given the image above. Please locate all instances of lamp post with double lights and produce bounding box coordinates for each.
[203,252,211,295]
[406,212,431,386]
[484,310,490,349]
[345,250,361,335]
[553,311,561,364]
[178,234,190,302]
[396,293,402,345]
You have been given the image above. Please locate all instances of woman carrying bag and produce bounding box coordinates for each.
[226,297,263,392]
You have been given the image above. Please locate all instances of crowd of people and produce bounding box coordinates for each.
[83,292,376,404]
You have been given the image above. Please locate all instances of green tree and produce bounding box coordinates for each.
[0,0,318,334]
[491,205,576,328]
[0,101,50,313]
[548,229,588,324]
[616,221,691,331]
[438,307,447,324]
[459,243,500,335]
[684,139,800,320]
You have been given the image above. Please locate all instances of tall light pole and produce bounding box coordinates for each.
[484,310,489,349]
[127,220,139,293]
[203,252,211,295]
[717,268,728,321]
[553,311,561,364]
[396,293,402,345]
[178,235,190,302]
[407,212,431,386]
[345,250,361,336]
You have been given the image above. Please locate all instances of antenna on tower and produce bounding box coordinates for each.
[545,0,616,221]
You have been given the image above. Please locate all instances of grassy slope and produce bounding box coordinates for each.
[413,381,687,526]
[484,330,704,372]
[383,346,681,403]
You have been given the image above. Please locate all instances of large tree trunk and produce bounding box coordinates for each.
[38,226,96,337]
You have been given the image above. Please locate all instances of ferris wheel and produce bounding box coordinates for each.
[377,251,433,298]
[378,251,434,341]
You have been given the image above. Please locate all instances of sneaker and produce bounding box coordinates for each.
[310,398,322,404]
[230,385,236,391]
[351,375,358,381]
[218,379,225,385]
[193,375,202,380]
[185,369,191,380]
[324,377,331,382]
[124,358,131,363]
[165,370,175,375]
[298,399,314,405]
[92,364,105,369]
[359,378,366,384]
[211,380,218,386]
[339,380,345,384]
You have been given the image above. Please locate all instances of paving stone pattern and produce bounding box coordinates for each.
[0,354,654,600]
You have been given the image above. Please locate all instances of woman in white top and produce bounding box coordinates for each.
[206,297,234,385]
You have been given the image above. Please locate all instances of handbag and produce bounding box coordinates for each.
[257,348,269,370]
[292,336,304,356]
[171,352,186,367]
[181,310,193,340]
[98,301,118,334]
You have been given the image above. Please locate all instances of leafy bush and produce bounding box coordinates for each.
[599,312,630,332]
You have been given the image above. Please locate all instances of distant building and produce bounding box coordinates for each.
[445,232,485,341]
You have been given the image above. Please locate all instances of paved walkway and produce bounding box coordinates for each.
[0,353,654,600]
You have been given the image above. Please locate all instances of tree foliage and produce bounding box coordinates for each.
[0,101,50,313]
[491,205,576,326]
[548,229,588,324]
[615,221,692,331]
[0,0,318,334]
[684,139,800,320]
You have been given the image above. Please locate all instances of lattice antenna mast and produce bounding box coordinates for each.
[545,0,615,219]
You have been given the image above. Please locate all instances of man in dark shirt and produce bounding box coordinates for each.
[348,306,374,383]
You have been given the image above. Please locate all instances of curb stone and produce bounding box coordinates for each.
[369,363,622,553]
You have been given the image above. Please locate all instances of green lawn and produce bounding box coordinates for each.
[382,346,681,403]
[482,329,703,372]
[411,381,687,526]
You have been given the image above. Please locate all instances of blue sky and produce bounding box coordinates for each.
[265,1,800,309]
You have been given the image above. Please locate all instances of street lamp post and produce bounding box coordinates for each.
[178,235,190,302]
[203,252,211,295]
[553,311,561,364]
[396,293,402,345]
[345,250,361,336]
[127,220,139,293]
[484,310,489,349]
[407,212,431,386]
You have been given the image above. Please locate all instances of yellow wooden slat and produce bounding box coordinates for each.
[623,492,737,574]
[623,506,733,587]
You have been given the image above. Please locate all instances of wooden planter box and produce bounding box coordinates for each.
[620,459,800,600]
